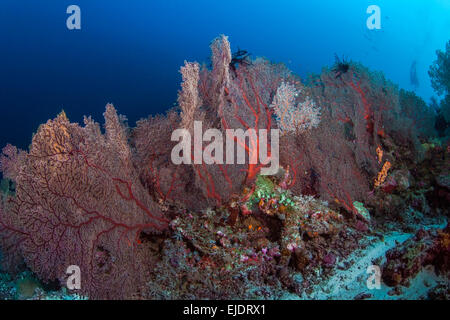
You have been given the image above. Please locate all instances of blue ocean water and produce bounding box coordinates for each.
[0,0,449,151]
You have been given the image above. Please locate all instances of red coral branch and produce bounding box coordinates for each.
[220,66,274,183]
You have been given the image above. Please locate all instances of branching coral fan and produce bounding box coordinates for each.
[0,106,167,299]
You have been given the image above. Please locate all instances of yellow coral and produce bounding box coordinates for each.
[374,161,391,188]
[376,145,383,164]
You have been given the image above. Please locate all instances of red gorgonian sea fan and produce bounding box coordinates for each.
[192,35,293,203]
[0,105,168,299]
[133,35,295,209]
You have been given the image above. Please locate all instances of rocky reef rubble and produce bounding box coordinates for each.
[139,173,372,299]
[382,225,449,289]
[0,270,86,300]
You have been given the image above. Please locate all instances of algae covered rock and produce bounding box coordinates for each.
[353,201,371,221]
[382,225,450,287]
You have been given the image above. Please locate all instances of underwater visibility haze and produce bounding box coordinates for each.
[0,0,449,302]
